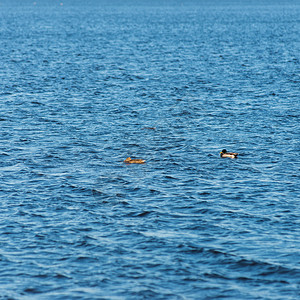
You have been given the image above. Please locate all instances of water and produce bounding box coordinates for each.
[0,0,299,299]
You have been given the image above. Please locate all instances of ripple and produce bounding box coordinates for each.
[0,2,299,299]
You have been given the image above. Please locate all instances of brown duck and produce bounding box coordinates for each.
[220,149,238,159]
[124,157,146,164]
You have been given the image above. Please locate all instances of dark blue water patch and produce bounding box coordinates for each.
[0,0,300,299]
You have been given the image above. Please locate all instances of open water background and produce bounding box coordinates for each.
[0,0,299,299]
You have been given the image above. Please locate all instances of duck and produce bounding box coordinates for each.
[220,149,238,159]
[124,157,146,164]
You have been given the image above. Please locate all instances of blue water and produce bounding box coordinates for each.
[0,0,299,299]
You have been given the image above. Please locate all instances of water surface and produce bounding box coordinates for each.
[0,1,299,299]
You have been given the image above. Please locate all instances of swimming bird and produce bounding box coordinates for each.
[124,157,146,164]
[220,149,238,159]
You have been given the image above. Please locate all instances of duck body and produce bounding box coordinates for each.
[220,149,238,159]
[124,157,146,164]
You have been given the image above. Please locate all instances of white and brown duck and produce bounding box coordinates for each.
[220,149,238,159]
